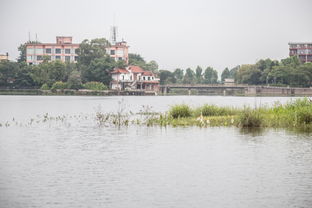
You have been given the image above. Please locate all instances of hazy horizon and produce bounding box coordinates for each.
[1,0,312,73]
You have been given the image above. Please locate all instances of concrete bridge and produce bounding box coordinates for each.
[160,84,312,96]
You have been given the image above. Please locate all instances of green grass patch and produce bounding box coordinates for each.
[148,98,312,131]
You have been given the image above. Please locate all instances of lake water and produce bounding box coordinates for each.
[0,95,312,208]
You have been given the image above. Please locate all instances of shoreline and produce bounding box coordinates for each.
[1,88,312,97]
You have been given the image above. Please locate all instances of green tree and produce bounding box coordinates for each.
[203,67,218,84]
[173,68,184,84]
[195,66,203,84]
[159,70,175,85]
[221,67,230,82]
[67,70,82,89]
[77,38,111,66]
[183,68,195,84]
[0,61,19,87]
[145,60,159,73]
[235,64,262,85]
[81,57,115,85]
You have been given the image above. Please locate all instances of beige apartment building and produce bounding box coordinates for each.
[26,36,129,65]
[0,53,9,61]
[26,36,79,65]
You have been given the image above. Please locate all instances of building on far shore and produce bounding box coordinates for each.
[107,41,129,64]
[289,42,312,63]
[26,36,130,65]
[110,65,159,91]
[26,36,79,65]
[0,52,9,61]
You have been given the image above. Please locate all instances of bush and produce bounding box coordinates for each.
[169,104,192,118]
[296,106,312,124]
[51,81,67,90]
[194,104,238,117]
[40,83,50,90]
[83,82,107,91]
[238,108,264,128]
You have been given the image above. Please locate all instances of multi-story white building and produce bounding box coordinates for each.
[26,36,130,65]
[0,53,9,61]
[289,42,312,63]
[107,41,129,64]
[26,36,79,65]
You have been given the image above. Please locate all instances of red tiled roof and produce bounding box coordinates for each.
[111,68,129,74]
[142,71,154,76]
[128,65,145,73]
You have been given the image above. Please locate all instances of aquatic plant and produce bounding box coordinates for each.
[238,108,264,128]
[169,104,192,118]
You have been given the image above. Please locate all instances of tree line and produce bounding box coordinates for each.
[0,38,159,90]
[1,38,312,89]
[159,56,312,87]
[234,56,312,87]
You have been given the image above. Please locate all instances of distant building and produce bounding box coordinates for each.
[224,78,235,86]
[110,65,159,91]
[26,36,130,65]
[26,36,79,65]
[107,41,129,64]
[289,42,312,63]
[0,52,9,61]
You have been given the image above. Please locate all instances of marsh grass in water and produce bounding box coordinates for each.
[147,98,312,131]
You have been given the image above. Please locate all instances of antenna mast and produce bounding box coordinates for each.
[111,13,118,45]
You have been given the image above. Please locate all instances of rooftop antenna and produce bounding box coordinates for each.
[28,31,31,42]
[110,13,118,45]
[35,33,38,42]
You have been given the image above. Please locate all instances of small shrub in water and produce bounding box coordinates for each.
[239,108,264,128]
[296,106,312,124]
[169,104,192,118]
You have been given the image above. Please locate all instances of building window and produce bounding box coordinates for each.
[46,48,52,54]
[55,56,61,60]
[75,49,79,54]
[37,55,43,61]
[143,77,146,80]
[148,77,151,80]
[65,56,71,62]
[27,56,32,61]
[65,49,71,54]
[118,57,123,60]
[55,48,61,54]
[110,50,115,55]
[74,56,78,61]
[35,48,44,54]
[26,48,34,54]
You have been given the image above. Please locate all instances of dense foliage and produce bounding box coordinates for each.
[159,66,219,85]
[2,38,312,89]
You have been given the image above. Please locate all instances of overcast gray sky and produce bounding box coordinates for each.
[1,0,311,73]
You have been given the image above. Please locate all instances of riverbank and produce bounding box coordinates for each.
[0,89,157,96]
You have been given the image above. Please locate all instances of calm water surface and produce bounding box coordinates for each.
[0,96,312,208]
